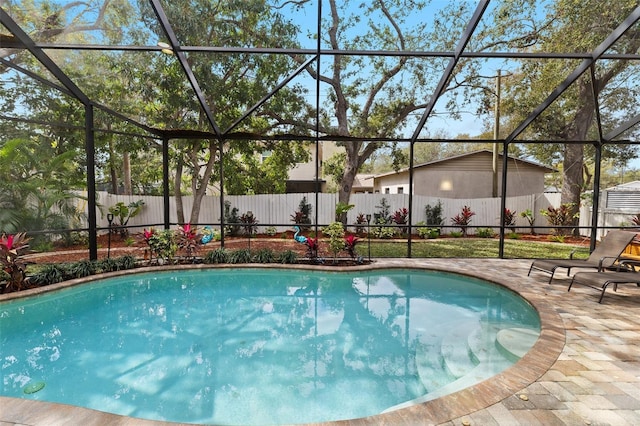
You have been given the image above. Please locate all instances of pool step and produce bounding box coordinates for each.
[496,327,540,360]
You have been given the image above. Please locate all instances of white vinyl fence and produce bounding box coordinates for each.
[89,191,565,236]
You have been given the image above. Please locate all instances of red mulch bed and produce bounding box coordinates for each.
[23,232,591,265]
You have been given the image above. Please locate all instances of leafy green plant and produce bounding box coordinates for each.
[451,206,475,237]
[98,257,120,273]
[223,201,241,236]
[1,232,31,293]
[30,264,67,287]
[147,229,178,264]
[108,200,145,238]
[476,228,495,238]
[204,248,230,264]
[416,221,440,239]
[520,209,536,235]
[507,232,521,239]
[503,208,517,232]
[278,250,298,264]
[541,203,578,235]
[265,226,278,236]
[229,249,252,264]
[253,248,275,263]
[371,218,396,239]
[323,222,345,262]
[375,198,392,223]
[335,201,355,223]
[449,231,463,238]
[67,259,96,278]
[425,201,444,229]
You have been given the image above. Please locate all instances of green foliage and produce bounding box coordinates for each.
[67,260,96,278]
[223,201,241,236]
[108,200,145,238]
[335,202,355,223]
[375,198,392,223]
[476,228,495,238]
[147,229,178,264]
[424,201,445,228]
[520,209,536,234]
[371,218,396,239]
[229,249,252,264]
[253,249,275,264]
[451,206,475,236]
[277,250,298,264]
[204,248,230,264]
[416,222,440,239]
[323,222,346,261]
[507,232,521,239]
[354,213,368,235]
[30,264,67,287]
[265,226,278,236]
[449,231,463,238]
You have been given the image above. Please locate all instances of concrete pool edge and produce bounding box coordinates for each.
[0,259,565,426]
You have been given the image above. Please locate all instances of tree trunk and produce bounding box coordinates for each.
[175,156,185,225]
[123,151,132,195]
[189,140,219,225]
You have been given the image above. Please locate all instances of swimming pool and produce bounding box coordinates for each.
[1,268,540,425]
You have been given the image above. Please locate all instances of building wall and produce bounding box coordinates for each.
[374,152,548,198]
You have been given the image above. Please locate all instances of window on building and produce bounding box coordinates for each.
[385,188,390,194]
[397,187,404,194]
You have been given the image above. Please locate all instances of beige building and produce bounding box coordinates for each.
[286,141,343,193]
[373,150,555,198]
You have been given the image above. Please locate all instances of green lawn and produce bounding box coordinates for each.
[367,238,591,259]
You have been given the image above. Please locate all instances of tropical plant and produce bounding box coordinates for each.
[476,228,495,238]
[630,213,640,227]
[277,250,298,264]
[371,218,396,239]
[29,264,67,287]
[240,212,258,236]
[354,213,368,235]
[291,196,312,231]
[520,209,536,235]
[391,208,409,235]
[108,200,145,238]
[344,234,359,259]
[541,204,578,236]
[253,248,275,264]
[176,223,201,260]
[375,198,392,223]
[503,208,517,233]
[204,248,230,264]
[229,249,252,264]
[305,237,319,261]
[451,206,475,237]
[265,226,278,236]
[147,229,178,264]
[335,201,355,224]
[0,232,31,293]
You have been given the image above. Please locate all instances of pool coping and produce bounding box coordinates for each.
[0,259,565,425]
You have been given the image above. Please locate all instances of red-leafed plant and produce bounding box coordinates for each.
[1,232,31,293]
[177,223,202,260]
[392,208,409,234]
[451,206,475,236]
[503,208,517,233]
[344,234,359,259]
[305,237,319,260]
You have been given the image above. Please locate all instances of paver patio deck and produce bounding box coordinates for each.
[1,258,639,425]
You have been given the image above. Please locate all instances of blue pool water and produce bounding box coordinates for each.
[0,268,540,425]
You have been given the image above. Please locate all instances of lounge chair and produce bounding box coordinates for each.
[528,230,637,283]
[568,260,640,303]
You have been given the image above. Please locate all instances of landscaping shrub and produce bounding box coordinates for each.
[204,248,229,264]
[424,200,444,230]
[451,206,475,236]
[503,208,517,232]
[278,250,298,264]
[253,248,275,263]
[291,196,312,231]
[541,203,577,235]
[229,249,252,264]
[476,228,495,238]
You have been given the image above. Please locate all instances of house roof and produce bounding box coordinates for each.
[352,174,375,189]
[605,180,640,191]
[372,149,556,179]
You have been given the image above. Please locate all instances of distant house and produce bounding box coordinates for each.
[351,174,375,194]
[373,150,556,198]
[286,141,342,193]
